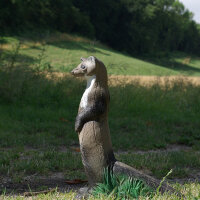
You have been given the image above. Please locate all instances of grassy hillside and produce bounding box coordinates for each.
[1,32,200,76]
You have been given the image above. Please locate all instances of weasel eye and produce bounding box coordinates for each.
[81,65,86,69]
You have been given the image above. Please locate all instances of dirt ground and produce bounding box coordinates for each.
[1,170,200,196]
[0,172,87,195]
[1,145,200,196]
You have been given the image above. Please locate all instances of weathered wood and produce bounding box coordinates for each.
[113,161,176,194]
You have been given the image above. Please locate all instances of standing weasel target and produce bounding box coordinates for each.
[71,56,115,185]
[71,56,181,196]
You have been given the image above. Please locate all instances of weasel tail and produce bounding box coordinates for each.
[71,56,182,196]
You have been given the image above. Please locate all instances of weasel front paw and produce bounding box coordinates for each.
[75,118,83,133]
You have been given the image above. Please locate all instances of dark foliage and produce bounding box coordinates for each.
[0,0,94,37]
[0,0,200,55]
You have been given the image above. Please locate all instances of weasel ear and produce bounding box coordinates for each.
[80,57,86,61]
[88,56,96,63]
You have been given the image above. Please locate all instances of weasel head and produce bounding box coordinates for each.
[71,56,108,85]
[71,56,97,77]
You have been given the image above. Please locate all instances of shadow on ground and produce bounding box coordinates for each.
[48,40,110,56]
[0,49,37,65]
[141,55,200,75]
[0,173,87,195]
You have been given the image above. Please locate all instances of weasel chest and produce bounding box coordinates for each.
[80,75,96,109]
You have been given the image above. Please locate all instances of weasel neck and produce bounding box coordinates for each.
[85,75,96,89]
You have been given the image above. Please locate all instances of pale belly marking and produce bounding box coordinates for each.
[80,75,96,109]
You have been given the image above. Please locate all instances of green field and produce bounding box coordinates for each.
[0,33,200,199]
[1,32,200,76]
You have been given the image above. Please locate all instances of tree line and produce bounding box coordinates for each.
[1,0,200,55]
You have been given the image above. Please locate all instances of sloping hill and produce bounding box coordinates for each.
[1,32,200,76]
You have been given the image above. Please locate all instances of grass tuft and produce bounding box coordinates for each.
[92,168,153,199]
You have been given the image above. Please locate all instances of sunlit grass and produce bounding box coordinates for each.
[1,183,200,199]
[1,32,200,76]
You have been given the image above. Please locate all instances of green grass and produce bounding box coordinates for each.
[0,149,200,199]
[0,149,199,183]
[92,168,153,199]
[0,72,199,150]
[117,151,200,179]
[1,182,200,199]
[1,32,200,76]
[0,149,84,182]
[0,32,200,199]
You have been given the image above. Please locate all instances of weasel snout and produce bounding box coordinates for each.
[70,70,74,75]
[70,68,79,76]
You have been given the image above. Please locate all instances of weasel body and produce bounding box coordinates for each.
[71,56,115,185]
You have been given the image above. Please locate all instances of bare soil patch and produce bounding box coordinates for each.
[0,172,87,195]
